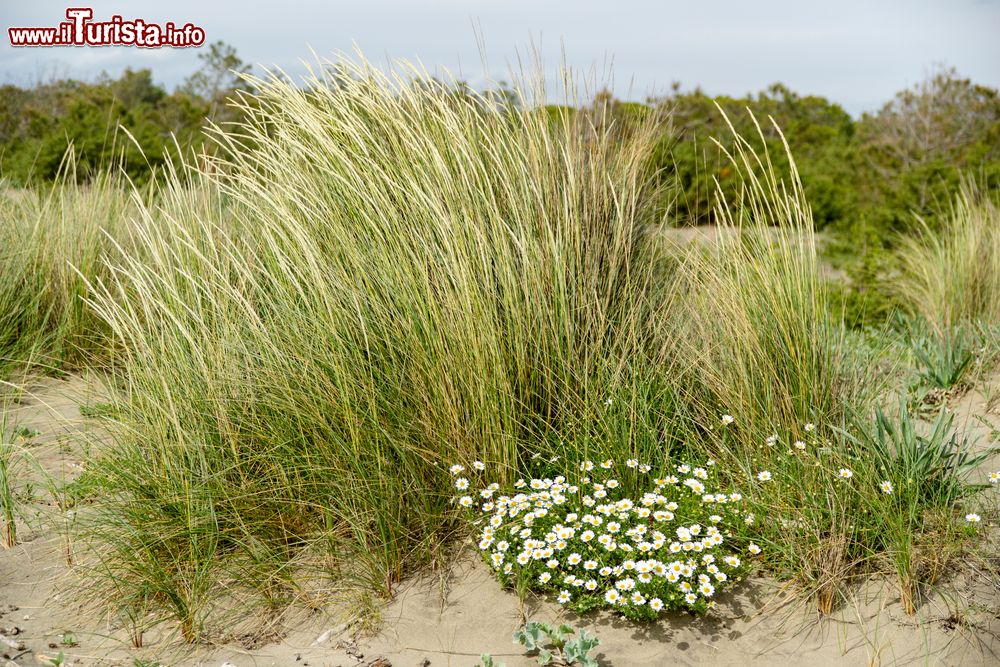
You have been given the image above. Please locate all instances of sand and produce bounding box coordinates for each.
[1,375,997,667]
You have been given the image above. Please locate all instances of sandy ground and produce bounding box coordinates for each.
[1,375,998,667]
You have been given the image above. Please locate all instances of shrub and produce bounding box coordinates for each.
[455,456,755,620]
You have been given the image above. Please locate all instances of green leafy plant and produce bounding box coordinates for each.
[513,621,600,667]
[910,330,974,391]
[455,455,754,621]
[835,402,998,614]
[864,402,995,504]
[79,402,115,419]
[12,425,39,440]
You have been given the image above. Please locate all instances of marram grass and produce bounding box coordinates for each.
[895,184,1000,332]
[46,55,995,640]
[80,55,681,640]
[0,156,137,380]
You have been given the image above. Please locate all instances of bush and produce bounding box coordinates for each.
[455,455,754,620]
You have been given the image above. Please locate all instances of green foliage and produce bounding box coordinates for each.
[0,43,251,186]
[910,329,974,391]
[12,425,39,440]
[457,457,751,621]
[513,621,600,667]
[861,403,995,505]
[835,401,997,612]
[648,82,856,229]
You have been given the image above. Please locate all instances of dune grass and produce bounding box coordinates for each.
[0,55,990,641]
[0,159,136,380]
[78,56,685,640]
[895,185,1000,332]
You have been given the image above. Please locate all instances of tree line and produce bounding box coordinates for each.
[2,44,997,245]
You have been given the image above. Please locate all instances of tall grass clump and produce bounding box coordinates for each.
[893,186,1000,404]
[675,112,875,440]
[895,185,1000,332]
[0,157,136,379]
[669,112,891,611]
[81,55,680,640]
[0,404,20,548]
[667,117,998,615]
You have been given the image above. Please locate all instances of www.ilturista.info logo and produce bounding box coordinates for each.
[8,8,206,48]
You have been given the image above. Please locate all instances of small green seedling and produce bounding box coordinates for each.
[513,621,600,667]
[39,652,66,667]
[60,631,78,647]
[12,426,38,440]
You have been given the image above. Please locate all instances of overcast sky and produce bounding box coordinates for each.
[2,0,998,115]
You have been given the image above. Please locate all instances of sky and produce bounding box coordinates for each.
[1,0,998,116]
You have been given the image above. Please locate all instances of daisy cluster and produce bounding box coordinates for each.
[451,458,758,620]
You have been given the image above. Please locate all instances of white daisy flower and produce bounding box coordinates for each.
[966,513,981,523]
[880,480,893,494]
[756,470,772,482]
[721,414,734,426]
